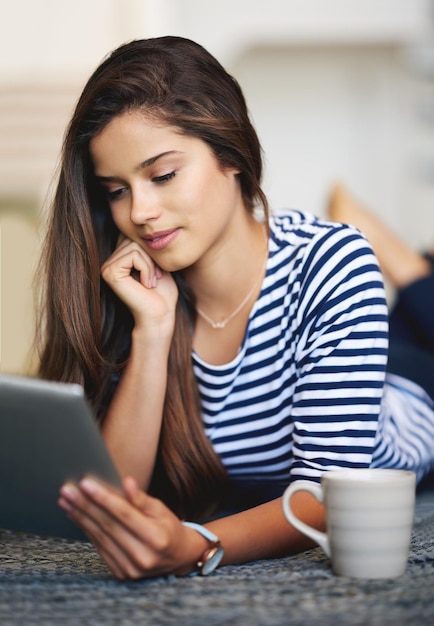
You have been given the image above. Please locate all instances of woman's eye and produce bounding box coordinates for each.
[152,171,176,184]
[107,187,127,201]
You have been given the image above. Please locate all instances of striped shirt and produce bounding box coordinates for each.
[192,210,434,485]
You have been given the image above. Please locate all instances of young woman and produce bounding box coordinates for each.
[35,36,434,580]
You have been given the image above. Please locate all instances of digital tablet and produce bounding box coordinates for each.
[0,374,122,540]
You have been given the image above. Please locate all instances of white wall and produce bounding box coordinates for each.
[0,0,148,79]
[232,44,434,249]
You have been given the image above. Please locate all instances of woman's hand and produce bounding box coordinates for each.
[101,236,178,331]
[58,477,207,580]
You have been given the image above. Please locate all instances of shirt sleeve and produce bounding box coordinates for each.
[290,223,389,482]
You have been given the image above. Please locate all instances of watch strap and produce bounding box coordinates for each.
[182,521,219,543]
[182,521,223,575]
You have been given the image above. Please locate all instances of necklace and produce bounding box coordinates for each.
[196,244,268,330]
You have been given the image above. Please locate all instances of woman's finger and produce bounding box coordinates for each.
[102,245,157,289]
[59,486,158,579]
[78,478,173,545]
[100,237,177,322]
[59,491,130,578]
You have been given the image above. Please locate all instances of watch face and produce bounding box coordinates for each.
[202,546,224,576]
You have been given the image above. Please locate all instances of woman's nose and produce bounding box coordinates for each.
[130,189,161,225]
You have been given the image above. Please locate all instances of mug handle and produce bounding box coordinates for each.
[282,481,330,557]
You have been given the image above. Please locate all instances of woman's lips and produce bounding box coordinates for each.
[141,228,180,251]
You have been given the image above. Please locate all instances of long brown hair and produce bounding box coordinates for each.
[35,36,269,519]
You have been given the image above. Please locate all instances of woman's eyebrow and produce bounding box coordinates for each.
[95,150,183,182]
[137,150,183,171]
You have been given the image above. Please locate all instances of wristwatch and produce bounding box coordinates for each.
[182,521,224,576]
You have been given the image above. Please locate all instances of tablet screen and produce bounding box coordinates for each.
[0,374,122,540]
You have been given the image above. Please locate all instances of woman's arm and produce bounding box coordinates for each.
[100,327,172,489]
[290,223,389,481]
[99,236,178,489]
[58,476,324,579]
[207,490,324,566]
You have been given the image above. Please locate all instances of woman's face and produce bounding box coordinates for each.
[90,111,245,272]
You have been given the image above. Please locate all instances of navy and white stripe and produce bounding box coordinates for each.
[192,210,434,485]
[372,373,434,481]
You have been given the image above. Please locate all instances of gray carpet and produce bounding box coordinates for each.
[1,490,433,626]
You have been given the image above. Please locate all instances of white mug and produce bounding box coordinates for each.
[282,469,416,579]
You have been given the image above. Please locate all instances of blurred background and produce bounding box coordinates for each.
[1,0,434,374]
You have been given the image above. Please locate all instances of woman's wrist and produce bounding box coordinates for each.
[172,523,210,577]
[131,319,174,349]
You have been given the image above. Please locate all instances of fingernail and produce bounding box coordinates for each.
[60,484,79,500]
[80,478,100,494]
[58,497,73,512]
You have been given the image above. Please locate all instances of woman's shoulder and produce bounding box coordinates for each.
[267,208,380,289]
[270,208,350,234]
[268,208,368,253]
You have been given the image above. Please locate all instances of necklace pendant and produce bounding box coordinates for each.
[212,320,227,329]
[195,236,269,331]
